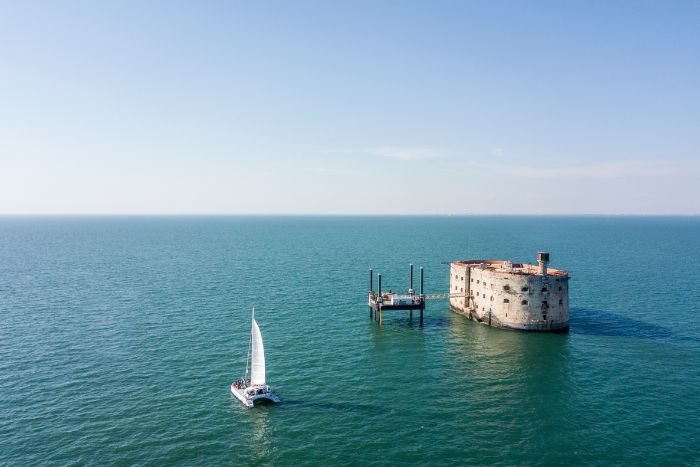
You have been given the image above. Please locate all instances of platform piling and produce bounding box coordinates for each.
[420,267,424,324]
[420,267,424,295]
[369,268,373,317]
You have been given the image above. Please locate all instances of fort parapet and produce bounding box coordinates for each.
[449,252,569,332]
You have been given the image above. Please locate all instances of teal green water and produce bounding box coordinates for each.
[1,216,699,465]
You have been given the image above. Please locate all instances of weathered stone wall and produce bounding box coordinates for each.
[449,263,470,310]
[449,262,569,332]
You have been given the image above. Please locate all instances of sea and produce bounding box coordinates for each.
[1,216,699,465]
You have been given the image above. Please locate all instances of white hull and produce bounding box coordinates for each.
[230,383,280,408]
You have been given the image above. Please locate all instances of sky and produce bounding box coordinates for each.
[1,0,699,215]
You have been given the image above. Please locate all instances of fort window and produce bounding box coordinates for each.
[504,298,509,303]
[541,287,547,292]
[521,286,529,292]
[503,285,510,291]
[471,278,474,282]
[490,296,493,301]
[559,299,563,305]
[521,300,528,305]
[460,288,463,292]
[482,294,486,298]
[559,286,562,291]
[476,280,479,284]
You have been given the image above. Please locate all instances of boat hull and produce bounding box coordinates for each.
[230,384,280,408]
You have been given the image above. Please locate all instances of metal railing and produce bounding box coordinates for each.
[422,293,469,300]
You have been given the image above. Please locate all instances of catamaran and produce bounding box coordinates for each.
[230,307,279,408]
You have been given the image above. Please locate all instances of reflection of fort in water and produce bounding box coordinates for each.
[444,313,573,416]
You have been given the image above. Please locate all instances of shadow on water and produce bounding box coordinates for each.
[277,398,388,415]
[226,381,389,415]
[570,308,696,342]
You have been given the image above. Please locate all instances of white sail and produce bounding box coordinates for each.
[250,318,266,386]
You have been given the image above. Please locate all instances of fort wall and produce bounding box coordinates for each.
[449,253,569,332]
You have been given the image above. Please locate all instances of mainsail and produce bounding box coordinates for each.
[250,317,266,386]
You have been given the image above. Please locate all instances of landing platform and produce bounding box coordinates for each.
[368,292,425,311]
[368,291,425,325]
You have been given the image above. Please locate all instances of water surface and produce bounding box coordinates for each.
[1,216,698,465]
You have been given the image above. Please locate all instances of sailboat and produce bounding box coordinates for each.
[230,307,280,408]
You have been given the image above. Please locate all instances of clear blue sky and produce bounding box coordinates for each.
[1,1,698,214]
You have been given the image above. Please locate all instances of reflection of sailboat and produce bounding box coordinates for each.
[230,307,280,408]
